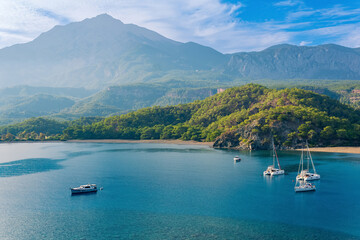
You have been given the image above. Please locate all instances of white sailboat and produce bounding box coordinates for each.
[296,142,320,181]
[294,180,316,192]
[263,139,284,176]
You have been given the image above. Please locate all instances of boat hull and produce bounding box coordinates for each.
[304,174,320,181]
[71,189,97,194]
[294,181,316,192]
[71,184,98,194]
[270,169,284,176]
[296,173,320,181]
[295,186,316,192]
[264,167,284,176]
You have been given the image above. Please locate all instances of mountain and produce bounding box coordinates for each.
[55,83,220,119]
[1,14,360,90]
[0,86,95,98]
[1,14,360,125]
[226,44,360,80]
[0,14,225,89]
[0,94,74,116]
[0,86,95,125]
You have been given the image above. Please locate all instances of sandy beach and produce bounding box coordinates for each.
[70,140,360,153]
[4,140,360,154]
[67,139,214,146]
[298,147,360,154]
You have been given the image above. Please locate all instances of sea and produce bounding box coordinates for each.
[0,142,359,239]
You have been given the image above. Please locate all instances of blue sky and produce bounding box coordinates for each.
[0,0,359,53]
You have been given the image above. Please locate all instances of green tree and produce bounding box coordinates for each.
[320,126,335,140]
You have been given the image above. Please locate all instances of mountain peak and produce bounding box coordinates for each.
[83,13,123,24]
[93,13,120,22]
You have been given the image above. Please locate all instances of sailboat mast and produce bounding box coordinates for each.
[298,148,304,173]
[307,149,310,170]
[273,140,281,170]
[307,143,317,174]
[272,139,275,167]
[305,141,310,170]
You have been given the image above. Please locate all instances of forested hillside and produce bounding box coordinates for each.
[2,84,360,149]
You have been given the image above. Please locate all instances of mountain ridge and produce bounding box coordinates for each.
[0,14,225,89]
[0,14,360,89]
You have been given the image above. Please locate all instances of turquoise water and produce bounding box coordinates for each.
[0,142,359,239]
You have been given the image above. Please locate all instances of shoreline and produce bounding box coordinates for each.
[297,147,360,154]
[3,140,360,153]
[67,139,214,146]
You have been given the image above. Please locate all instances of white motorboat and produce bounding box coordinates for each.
[263,139,284,176]
[71,184,98,194]
[294,180,316,192]
[234,156,241,162]
[296,142,320,181]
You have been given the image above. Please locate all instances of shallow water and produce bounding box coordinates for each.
[0,142,359,239]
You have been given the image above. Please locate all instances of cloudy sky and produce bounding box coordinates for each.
[0,0,359,53]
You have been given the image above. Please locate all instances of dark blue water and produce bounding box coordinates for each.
[0,142,359,239]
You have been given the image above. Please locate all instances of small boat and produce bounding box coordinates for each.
[295,180,316,192]
[71,184,98,194]
[297,170,320,181]
[263,139,284,176]
[296,142,320,181]
[234,156,241,162]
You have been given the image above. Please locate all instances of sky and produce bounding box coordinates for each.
[0,0,359,53]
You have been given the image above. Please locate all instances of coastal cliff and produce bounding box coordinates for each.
[213,119,302,150]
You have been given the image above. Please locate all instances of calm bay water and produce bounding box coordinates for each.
[0,142,359,239]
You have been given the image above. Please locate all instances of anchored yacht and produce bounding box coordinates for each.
[263,139,284,176]
[71,184,98,194]
[296,142,320,181]
[295,180,316,192]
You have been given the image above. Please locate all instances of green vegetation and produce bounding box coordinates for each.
[1,84,360,149]
[2,79,360,127]
[0,118,68,141]
[0,117,102,141]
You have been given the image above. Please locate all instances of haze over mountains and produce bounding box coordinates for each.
[0,14,226,89]
[1,14,360,89]
[1,14,360,125]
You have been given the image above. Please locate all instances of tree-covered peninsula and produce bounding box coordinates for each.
[1,84,360,149]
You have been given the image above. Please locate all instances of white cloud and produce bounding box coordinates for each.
[313,24,360,48]
[286,9,317,21]
[0,0,358,53]
[0,0,252,52]
[320,5,360,18]
[299,41,311,46]
[0,0,289,53]
[338,27,360,48]
[274,0,303,7]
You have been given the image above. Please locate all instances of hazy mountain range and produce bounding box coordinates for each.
[1,14,360,125]
[2,14,360,89]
